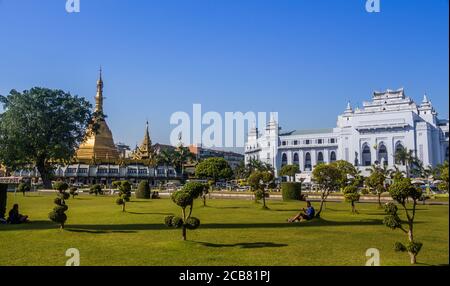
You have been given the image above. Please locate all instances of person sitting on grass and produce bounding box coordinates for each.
[287,201,315,222]
[7,204,29,224]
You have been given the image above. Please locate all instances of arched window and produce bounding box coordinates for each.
[304,153,312,171]
[395,143,405,165]
[362,144,372,166]
[317,152,324,164]
[378,143,388,166]
[330,151,337,162]
[281,153,287,167]
[293,153,299,165]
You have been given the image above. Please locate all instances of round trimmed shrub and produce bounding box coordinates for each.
[171,216,183,228]
[164,215,175,227]
[136,180,151,199]
[281,182,302,201]
[116,197,124,205]
[185,217,200,230]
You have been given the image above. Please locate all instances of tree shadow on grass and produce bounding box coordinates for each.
[196,241,288,249]
[1,218,399,232]
[127,211,174,215]
[66,228,137,234]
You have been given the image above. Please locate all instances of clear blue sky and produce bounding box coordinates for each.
[0,0,448,150]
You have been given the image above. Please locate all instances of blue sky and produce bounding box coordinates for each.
[0,0,448,150]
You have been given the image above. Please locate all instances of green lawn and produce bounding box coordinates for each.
[0,193,448,266]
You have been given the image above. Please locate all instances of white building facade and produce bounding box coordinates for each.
[245,89,449,177]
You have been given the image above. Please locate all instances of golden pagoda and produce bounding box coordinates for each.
[131,121,154,160]
[75,69,119,161]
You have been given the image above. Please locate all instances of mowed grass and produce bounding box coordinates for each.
[0,193,448,266]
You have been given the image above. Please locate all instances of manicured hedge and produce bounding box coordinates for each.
[281,182,302,201]
[136,180,151,199]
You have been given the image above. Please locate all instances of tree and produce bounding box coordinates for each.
[89,184,103,196]
[311,163,341,217]
[394,147,415,178]
[383,178,423,264]
[389,165,406,182]
[365,164,389,208]
[17,182,31,197]
[279,164,300,182]
[173,145,195,175]
[49,181,70,229]
[436,161,449,193]
[165,183,203,240]
[343,184,360,214]
[0,184,7,220]
[113,181,132,212]
[330,160,358,190]
[195,157,233,185]
[136,180,151,199]
[69,187,78,199]
[247,171,274,209]
[0,88,94,189]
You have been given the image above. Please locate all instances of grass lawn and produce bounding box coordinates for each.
[0,192,448,266]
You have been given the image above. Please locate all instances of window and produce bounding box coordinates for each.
[330,138,336,144]
[67,168,76,173]
[109,169,119,174]
[305,140,310,145]
[317,152,324,164]
[79,168,88,174]
[362,145,371,166]
[330,151,336,162]
[128,168,137,174]
[395,143,405,165]
[378,144,388,166]
[293,153,299,165]
[317,139,323,144]
[281,153,288,167]
[282,141,287,146]
[304,153,312,171]
[138,169,147,175]
[98,168,108,174]
[293,140,298,145]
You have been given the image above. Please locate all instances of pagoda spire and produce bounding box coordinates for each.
[95,67,104,113]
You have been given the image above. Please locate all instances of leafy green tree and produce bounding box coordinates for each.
[365,165,389,208]
[0,88,94,189]
[394,147,416,178]
[279,164,300,182]
[389,165,406,181]
[195,157,233,184]
[311,163,341,217]
[113,181,132,212]
[49,181,70,229]
[247,171,274,209]
[89,184,103,196]
[383,178,423,264]
[343,184,360,214]
[436,161,449,192]
[165,182,203,240]
[330,160,358,189]
[17,182,31,197]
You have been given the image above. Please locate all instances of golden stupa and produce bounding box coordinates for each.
[75,69,119,161]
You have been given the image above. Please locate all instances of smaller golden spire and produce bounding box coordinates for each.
[95,66,103,113]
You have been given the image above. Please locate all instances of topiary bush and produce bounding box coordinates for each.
[136,180,151,199]
[17,182,31,197]
[69,187,78,199]
[89,184,103,196]
[49,182,70,229]
[113,181,131,212]
[281,182,302,201]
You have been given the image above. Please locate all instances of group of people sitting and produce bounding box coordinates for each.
[0,204,29,224]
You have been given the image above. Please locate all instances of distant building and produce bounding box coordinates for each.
[246,88,449,177]
[189,144,244,169]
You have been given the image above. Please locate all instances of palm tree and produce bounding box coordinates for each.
[394,147,415,178]
[389,165,406,181]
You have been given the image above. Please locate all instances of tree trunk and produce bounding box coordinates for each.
[37,164,52,189]
[262,191,267,209]
[182,208,187,240]
[377,193,382,208]
[203,195,206,207]
[60,222,65,230]
[351,201,355,214]
[316,199,325,217]
[182,225,187,241]
[409,252,417,264]
[122,203,126,212]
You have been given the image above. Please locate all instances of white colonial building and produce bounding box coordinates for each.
[245,88,449,178]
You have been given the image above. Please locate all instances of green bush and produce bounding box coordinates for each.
[136,180,151,199]
[185,217,201,230]
[164,215,175,227]
[281,182,302,201]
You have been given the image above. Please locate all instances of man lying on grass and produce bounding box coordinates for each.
[287,201,315,222]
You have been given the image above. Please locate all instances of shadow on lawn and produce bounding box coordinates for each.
[196,241,288,248]
[0,218,388,232]
[127,211,174,215]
